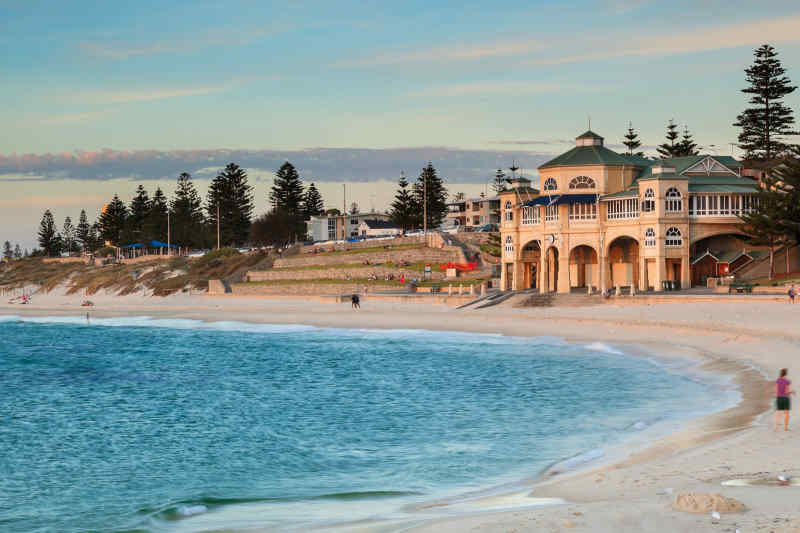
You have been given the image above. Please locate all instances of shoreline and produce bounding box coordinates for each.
[1,294,793,532]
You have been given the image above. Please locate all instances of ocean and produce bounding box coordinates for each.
[0,315,732,533]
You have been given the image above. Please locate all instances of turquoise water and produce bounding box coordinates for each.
[0,315,725,533]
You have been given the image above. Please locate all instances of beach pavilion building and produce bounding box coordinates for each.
[499,130,760,293]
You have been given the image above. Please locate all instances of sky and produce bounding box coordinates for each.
[2,0,800,250]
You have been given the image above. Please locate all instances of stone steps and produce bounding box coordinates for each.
[513,292,600,308]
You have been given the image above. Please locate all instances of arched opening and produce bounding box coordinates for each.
[690,233,757,286]
[569,245,598,290]
[665,187,682,213]
[521,240,541,290]
[569,176,596,190]
[543,178,557,191]
[544,246,559,292]
[607,236,639,289]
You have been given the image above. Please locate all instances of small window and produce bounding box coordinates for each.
[645,228,656,247]
[642,188,655,212]
[504,235,514,254]
[543,178,557,191]
[665,187,682,213]
[351,219,358,225]
[569,176,596,190]
[665,227,682,247]
[504,201,514,222]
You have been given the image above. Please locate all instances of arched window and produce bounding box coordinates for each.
[504,201,514,222]
[645,228,656,247]
[543,178,557,191]
[569,176,596,189]
[642,188,655,212]
[504,235,514,254]
[665,187,682,213]
[665,227,682,247]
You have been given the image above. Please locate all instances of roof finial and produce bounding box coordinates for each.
[588,115,591,131]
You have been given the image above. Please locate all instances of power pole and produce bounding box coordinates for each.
[216,204,220,249]
[167,210,170,256]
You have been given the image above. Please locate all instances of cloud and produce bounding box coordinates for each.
[489,139,573,146]
[338,14,800,69]
[0,147,554,184]
[38,111,109,125]
[65,77,266,105]
[80,24,290,59]
[90,85,229,104]
[334,38,547,67]
[527,14,800,65]
[0,194,108,209]
[413,81,567,97]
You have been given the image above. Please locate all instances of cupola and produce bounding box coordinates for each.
[651,164,677,175]
[575,130,603,147]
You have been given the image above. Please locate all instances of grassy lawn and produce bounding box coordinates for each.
[270,260,430,272]
[300,243,422,256]
[746,273,800,286]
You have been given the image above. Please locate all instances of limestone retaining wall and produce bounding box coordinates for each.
[231,282,400,296]
[272,247,459,268]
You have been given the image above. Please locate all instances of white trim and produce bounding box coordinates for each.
[683,156,739,177]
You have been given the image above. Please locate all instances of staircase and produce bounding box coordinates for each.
[514,292,601,308]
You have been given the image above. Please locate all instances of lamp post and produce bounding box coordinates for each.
[167,210,170,257]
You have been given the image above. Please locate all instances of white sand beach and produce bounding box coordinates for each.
[4,290,800,533]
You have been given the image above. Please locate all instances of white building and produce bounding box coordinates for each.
[358,219,403,237]
[307,212,392,242]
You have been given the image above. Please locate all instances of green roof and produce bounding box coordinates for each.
[637,172,687,181]
[539,145,645,169]
[621,154,655,166]
[687,174,755,186]
[576,130,603,139]
[600,188,639,200]
[688,184,759,193]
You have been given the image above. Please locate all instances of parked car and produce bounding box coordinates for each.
[405,230,425,236]
[475,223,499,232]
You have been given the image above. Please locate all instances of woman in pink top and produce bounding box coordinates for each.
[775,368,794,431]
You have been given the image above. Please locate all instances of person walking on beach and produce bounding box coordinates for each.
[788,284,796,304]
[776,368,795,431]
[351,293,360,310]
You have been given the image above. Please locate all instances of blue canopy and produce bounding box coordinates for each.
[120,243,143,249]
[523,195,560,207]
[554,194,598,205]
[150,240,178,248]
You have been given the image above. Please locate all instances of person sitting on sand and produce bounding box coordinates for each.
[351,293,360,309]
[776,368,795,431]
